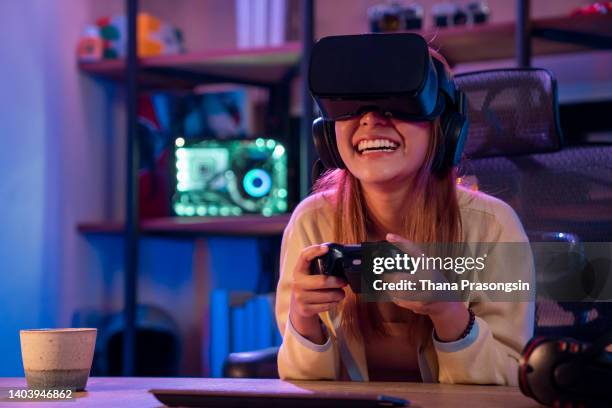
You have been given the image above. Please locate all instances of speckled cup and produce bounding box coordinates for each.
[20,328,97,391]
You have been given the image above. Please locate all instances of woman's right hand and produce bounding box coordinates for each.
[289,244,347,344]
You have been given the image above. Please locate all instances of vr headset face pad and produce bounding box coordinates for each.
[309,33,449,121]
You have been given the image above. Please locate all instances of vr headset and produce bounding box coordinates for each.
[309,33,468,175]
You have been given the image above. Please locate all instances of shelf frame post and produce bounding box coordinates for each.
[299,0,315,199]
[516,0,532,67]
[123,0,140,376]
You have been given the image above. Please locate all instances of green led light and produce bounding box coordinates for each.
[209,206,219,216]
[177,182,188,192]
[273,145,285,158]
[277,201,287,211]
[262,208,272,217]
[277,189,287,198]
[185,206,195,216]
[174,203,185,215]
[220,206,230,216]
[197,206,206,216]
[266,139,276,149]
[243,169,271,198]
[176,156,188,170]
[176,148,187,158]
[176,171,188,182]
[232,207,242,215]
[175,137,185,147]
[255,138,265,147]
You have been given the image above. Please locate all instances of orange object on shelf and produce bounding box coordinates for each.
[137,13,164,57]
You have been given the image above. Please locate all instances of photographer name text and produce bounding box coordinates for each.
[373,279,530,293]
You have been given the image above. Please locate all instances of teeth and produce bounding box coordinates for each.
[356,139,399,153]
[362,149,395,155]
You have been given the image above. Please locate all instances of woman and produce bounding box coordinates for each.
[275,43,534,385]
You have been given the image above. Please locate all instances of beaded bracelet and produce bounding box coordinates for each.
[434,307,475,342]
[459,307,476,340]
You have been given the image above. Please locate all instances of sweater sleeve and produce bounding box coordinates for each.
[275,207,341,380]
[435,200,535,385]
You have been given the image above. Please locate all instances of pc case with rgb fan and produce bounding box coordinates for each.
[172,138,288,217]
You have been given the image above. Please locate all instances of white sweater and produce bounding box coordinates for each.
[275,186,535,384]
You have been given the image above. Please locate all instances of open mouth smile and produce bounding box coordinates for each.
[355,138,400,155]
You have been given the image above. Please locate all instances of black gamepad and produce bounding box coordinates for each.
[309,242,404,293]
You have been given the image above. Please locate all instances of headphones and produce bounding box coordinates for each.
[519,331,612,407]
[311,59,469,176]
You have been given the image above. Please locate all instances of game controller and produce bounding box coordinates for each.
[309,242,404,293]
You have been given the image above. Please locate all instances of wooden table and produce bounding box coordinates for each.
[0,377,540,408]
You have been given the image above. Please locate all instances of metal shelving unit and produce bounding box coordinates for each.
[84,0,313,376]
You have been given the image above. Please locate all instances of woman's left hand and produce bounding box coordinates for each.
[385,233,471,342]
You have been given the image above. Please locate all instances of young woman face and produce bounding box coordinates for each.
[335,110,431,185]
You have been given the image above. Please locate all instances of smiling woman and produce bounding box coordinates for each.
[275,33,534,385]
[335,111,432,185]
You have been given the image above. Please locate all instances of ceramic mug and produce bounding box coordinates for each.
[20,328,97,391]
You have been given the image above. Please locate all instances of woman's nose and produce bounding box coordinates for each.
[360,110,390,128]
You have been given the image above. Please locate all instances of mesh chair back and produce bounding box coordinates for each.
[456,69,612,242]
[456,69,612,341]
[456,68,563,158]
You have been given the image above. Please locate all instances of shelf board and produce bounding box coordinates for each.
[78,15,610,86]
[423,13,612,66]
[79,42,302,87]
[78,214,291,237]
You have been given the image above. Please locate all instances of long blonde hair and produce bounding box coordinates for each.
[312,53,462,340]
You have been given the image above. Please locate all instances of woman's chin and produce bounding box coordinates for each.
[343,151,421,186]
[351,167,414,186]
